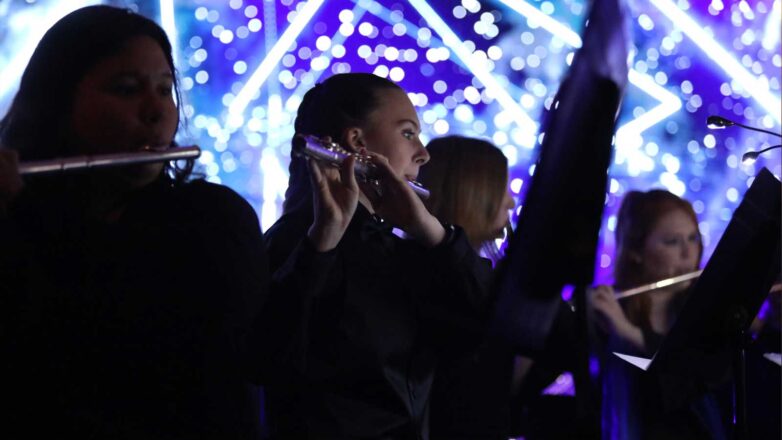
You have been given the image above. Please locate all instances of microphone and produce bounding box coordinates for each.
[741,144,782,165]
[706,115,733,128]
[706,115,782,138]
[706,115,781,165]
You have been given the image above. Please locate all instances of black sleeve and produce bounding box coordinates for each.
[0,211,30,362]
[415,225,495,354]
[250,213,340,382]
[184,184,271,382]
[0,185,58,359]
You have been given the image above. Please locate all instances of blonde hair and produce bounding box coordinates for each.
[419,136,508,248]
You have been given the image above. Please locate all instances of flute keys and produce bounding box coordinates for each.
[365,178,383,198]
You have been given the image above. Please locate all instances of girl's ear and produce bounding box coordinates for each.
[341,127,365,153]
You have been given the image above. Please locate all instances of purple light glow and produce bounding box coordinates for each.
[0,0,779,284]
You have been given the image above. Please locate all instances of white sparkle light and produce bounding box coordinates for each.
[229,0,325,116]
[496,0,583,48]
[408,0,538,142]
[652,0,782,124]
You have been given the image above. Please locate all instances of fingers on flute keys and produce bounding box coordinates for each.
[359,153,414,209]
[590,285,626,335]
[0,149,23,205]
[306,154,359,252]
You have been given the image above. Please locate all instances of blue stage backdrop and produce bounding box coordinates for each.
[1,0,779,284]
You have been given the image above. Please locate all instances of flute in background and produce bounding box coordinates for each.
[19,146,201,175]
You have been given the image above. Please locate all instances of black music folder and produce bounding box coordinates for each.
[637,168,781,409]
[489,0,629,357]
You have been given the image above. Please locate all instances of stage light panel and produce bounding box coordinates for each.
[0,0,779,285]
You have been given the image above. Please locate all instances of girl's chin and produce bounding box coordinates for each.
[114,163,165,188]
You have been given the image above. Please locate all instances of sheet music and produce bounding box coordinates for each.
[763,352,781,367]
[613,352,652,371]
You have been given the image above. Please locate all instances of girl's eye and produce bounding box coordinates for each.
[402,131,415,140]
[662,237,680,246]
[158,83,174,96]
[111,82,140,96]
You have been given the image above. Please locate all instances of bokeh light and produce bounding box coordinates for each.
[0,0,779,284]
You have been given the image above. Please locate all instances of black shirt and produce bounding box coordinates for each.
[429,338,515,440]
[1,178,268,439]
[259,204,492,439]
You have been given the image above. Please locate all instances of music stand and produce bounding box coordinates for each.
[490,1,628,437]
[645,167,781,439]
[490,0,625,351]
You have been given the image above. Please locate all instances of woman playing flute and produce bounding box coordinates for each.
[590,189,728,439]
[417,135,517,440]
[591,189,702,356]
[258,73,493,439]
[0,6,268,438]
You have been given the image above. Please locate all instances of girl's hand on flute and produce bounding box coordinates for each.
[359,151,444,248]
[590,285,645,352]
[307,150,359,252]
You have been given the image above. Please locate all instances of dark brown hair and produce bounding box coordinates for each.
[283,73,403,214]
[0,5,191,182]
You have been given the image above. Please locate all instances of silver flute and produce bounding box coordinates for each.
[614,269,703,300]
[292,134,430,199]
[19,146,201,175]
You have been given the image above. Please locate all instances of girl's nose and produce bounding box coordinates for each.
[141,89,170,126]
[414,141,430,165]
[681,241,695,259]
